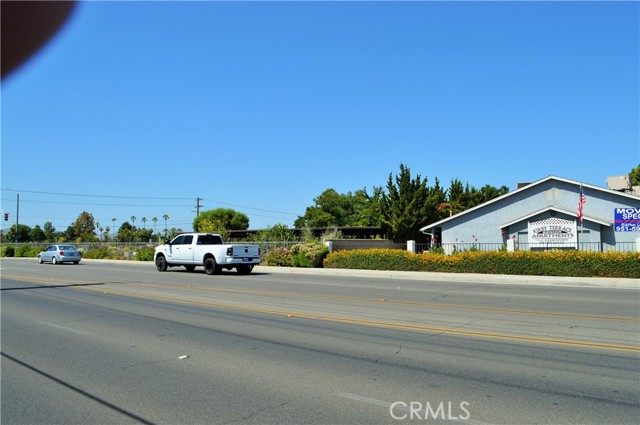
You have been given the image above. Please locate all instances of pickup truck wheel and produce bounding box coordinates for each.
[237,265,253,275]
[204,258,221,275]
[156,255,168,272]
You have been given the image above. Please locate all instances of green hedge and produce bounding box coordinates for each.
[135,247,155,261]
[1,245,15,257]
[1,245,44,257]
[323,249,640,279]
[81,246,122,260]
[0,244,155,261]
[15,245,42,258]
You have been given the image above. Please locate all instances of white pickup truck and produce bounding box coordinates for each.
[154,233,260,275]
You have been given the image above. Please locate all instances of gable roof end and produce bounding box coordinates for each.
[420,175,634,233]
[499,207,612,228]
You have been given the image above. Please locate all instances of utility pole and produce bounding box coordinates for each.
[15,193,19,243]
[195,197,203,217]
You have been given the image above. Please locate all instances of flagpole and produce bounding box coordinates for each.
[579,184,582,252]
[579,213,582,252]
[577,183,585,252]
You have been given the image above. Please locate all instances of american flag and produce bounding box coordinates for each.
[577,184,586,222]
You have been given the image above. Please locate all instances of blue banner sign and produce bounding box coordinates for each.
[614,208,640,232]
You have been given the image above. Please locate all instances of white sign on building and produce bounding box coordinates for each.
[528,218,577,249]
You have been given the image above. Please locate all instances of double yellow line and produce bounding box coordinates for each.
[127,281,640,323]
[4,274,639,352]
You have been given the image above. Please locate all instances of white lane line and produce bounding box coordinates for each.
[38,321,91,336]
[337,392,393,408]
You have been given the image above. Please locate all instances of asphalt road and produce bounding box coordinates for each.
[1,258,639,424]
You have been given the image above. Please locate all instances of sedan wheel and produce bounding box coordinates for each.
[52,257,58,265]
[38,256,43,264]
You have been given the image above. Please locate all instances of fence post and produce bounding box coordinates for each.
[407,240,416,253]
[324,240,333,254]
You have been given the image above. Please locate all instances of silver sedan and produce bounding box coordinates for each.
[38,244,82,265]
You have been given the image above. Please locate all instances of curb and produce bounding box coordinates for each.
[4,258,638,289]
[252,266,640,289]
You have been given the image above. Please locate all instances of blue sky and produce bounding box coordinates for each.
[2,1,639,234]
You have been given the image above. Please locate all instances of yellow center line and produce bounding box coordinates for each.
[3,274,639,352]
[125,281,640,323]
[4,274,639,322]
[86,286,640,353]
[35,280,640,352]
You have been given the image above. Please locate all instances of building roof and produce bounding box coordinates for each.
[420,175,635,233]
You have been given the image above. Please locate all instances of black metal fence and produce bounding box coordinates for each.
[421,242,638,253]
[2,240,638,256]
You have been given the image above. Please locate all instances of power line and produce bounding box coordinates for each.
[202,198,298,216]
[1,188,300,216]
[1,198,191,208]
[1,188,193,200]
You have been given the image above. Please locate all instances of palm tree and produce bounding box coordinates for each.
[131,216,136,229]
[111,218,116,240]
[152,217,158,239]
[141,217,147,229]
[105,227,110,241]
[162,214,169,238]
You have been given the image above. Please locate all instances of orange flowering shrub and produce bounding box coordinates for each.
[323,249,639,278]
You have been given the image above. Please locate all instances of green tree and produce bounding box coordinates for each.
[135,227,153,242]
[71,211,97,241]
[162,214,169,237]
[193,208,249,232]
[630,164,640,186]
[166,228,182,240]
[295,189,354,228]
[117,222,135,242]
[349,187,384,227]
[30,225,46,242]
[252,223,296,244]
[43,221,56,242]
[196,218,230,240]
[446,179,469,214]
[440,179,509,218]
[428,178,448,218]
[381,163,434,241]
[478,184,509,204]
[6,224,31,243]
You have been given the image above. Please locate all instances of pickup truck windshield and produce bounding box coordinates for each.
[197,234,223,245]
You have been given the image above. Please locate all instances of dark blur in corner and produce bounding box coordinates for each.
[1,0,77,78]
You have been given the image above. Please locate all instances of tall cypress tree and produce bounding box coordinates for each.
[382,163,433,242]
